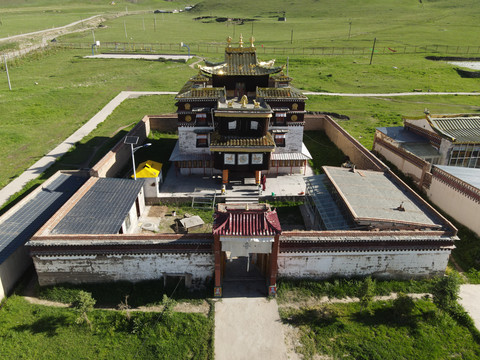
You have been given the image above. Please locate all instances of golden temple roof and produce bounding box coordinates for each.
[176,85,226,100]
[256,87,307,100]
[210,132,275,151]
[199,35,283,76]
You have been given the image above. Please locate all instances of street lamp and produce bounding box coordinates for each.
[92,40,100,56]
[124,136,152,180]
[180,42,190,58]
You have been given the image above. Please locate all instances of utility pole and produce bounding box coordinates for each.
[369,38,377,65]
[143,17,145,31]
[154,15,157,31]
[4,55,11,90]
[124,20,128,39]
[291,29,293,44]
[348,21,352,39]
[92,29,95,43]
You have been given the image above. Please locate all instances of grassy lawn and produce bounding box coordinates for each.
[0,295,213,360]
[0,47,194,189]
[280,299,480,360]
[277,278,437,303]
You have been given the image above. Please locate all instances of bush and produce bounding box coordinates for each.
[72,291,96,328]
[393,293,415,317]
[432,273,461,311]
[357,277,375,311]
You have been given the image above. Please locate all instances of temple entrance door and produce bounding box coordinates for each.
[235,82,246,98]
[222,253,269,297]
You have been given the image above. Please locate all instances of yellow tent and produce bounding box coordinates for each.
[132,160,163,179]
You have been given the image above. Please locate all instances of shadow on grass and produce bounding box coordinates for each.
[281,306,344,329]
[13,314,70,337]
[352,306,420,330]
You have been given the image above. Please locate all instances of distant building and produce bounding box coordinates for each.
[170,35,310,183]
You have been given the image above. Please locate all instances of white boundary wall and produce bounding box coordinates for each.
[278,250,450,279]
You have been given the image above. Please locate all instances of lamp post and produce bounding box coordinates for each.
[124,136,151,180]
[180,42,190,58]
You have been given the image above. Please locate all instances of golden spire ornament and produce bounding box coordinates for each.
[226,36,232,47]
[250,36,255,47]
[239,34,244,47]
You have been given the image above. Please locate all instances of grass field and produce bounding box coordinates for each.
[280,299,480,359]
[0,0,180,38]
[0,295,213,360]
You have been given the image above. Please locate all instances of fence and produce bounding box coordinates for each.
[53,41,480,56]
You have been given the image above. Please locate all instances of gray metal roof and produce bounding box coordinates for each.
[0,174,86,265]
[435,165,480,189]
[401,143,441,158]
[323,167,442,228]
[52,178,144,235]
[376,126,429,143]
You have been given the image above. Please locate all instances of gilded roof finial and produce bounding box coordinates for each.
[226,36,232,47]
[239,34,244,47]
[240,95,248,108]
[250,36,255,47]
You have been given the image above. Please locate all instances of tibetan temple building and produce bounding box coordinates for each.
[170,35,311,183]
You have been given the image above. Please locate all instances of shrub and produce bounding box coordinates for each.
[432,273,461,311]
[72,291,96,328]
[393,293,415,317]
[357,276,375,311]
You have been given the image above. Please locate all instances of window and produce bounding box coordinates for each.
[275,112,286,125]
[196,113,207,126]
[274,133,286,147]
[196,134,208,148]
[228,120,237,130]
[250,121,258,130]
[448,145,480,168]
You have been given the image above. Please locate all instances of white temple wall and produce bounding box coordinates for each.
[33,253,215,289]
[278,250,450,279]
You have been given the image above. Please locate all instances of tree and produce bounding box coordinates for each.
[357,276,375,312]
[432,273,461,311]
[393,292,415,317]
[72,290,96,328]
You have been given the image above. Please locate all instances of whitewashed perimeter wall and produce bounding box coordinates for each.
[33,253,214,289]
[427,179,480,237]
[278,250,450,279]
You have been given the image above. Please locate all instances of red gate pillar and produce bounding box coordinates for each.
[214,234,222,297]
[255,170,261,185]
[222,169,229,184]
[268,234,280,296]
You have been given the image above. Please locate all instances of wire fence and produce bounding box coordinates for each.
[53,41,480,56]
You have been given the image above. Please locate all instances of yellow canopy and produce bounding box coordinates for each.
[132,160,163,178]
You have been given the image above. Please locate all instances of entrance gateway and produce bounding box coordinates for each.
[213,203,282,297]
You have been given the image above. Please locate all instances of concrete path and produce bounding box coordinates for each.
[459,284,480,331]
[0,91,175,207]
[84,54,193,62]
[215,297,288,360]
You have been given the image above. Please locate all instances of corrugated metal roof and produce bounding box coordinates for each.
[435,165,480,189]
[52,178,144,235]
[0,174,86,265]
[428,115,480,143]
[213,209,282,236]
[257,87,307,100]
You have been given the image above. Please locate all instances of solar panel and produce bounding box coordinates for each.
[124,136,139,145]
